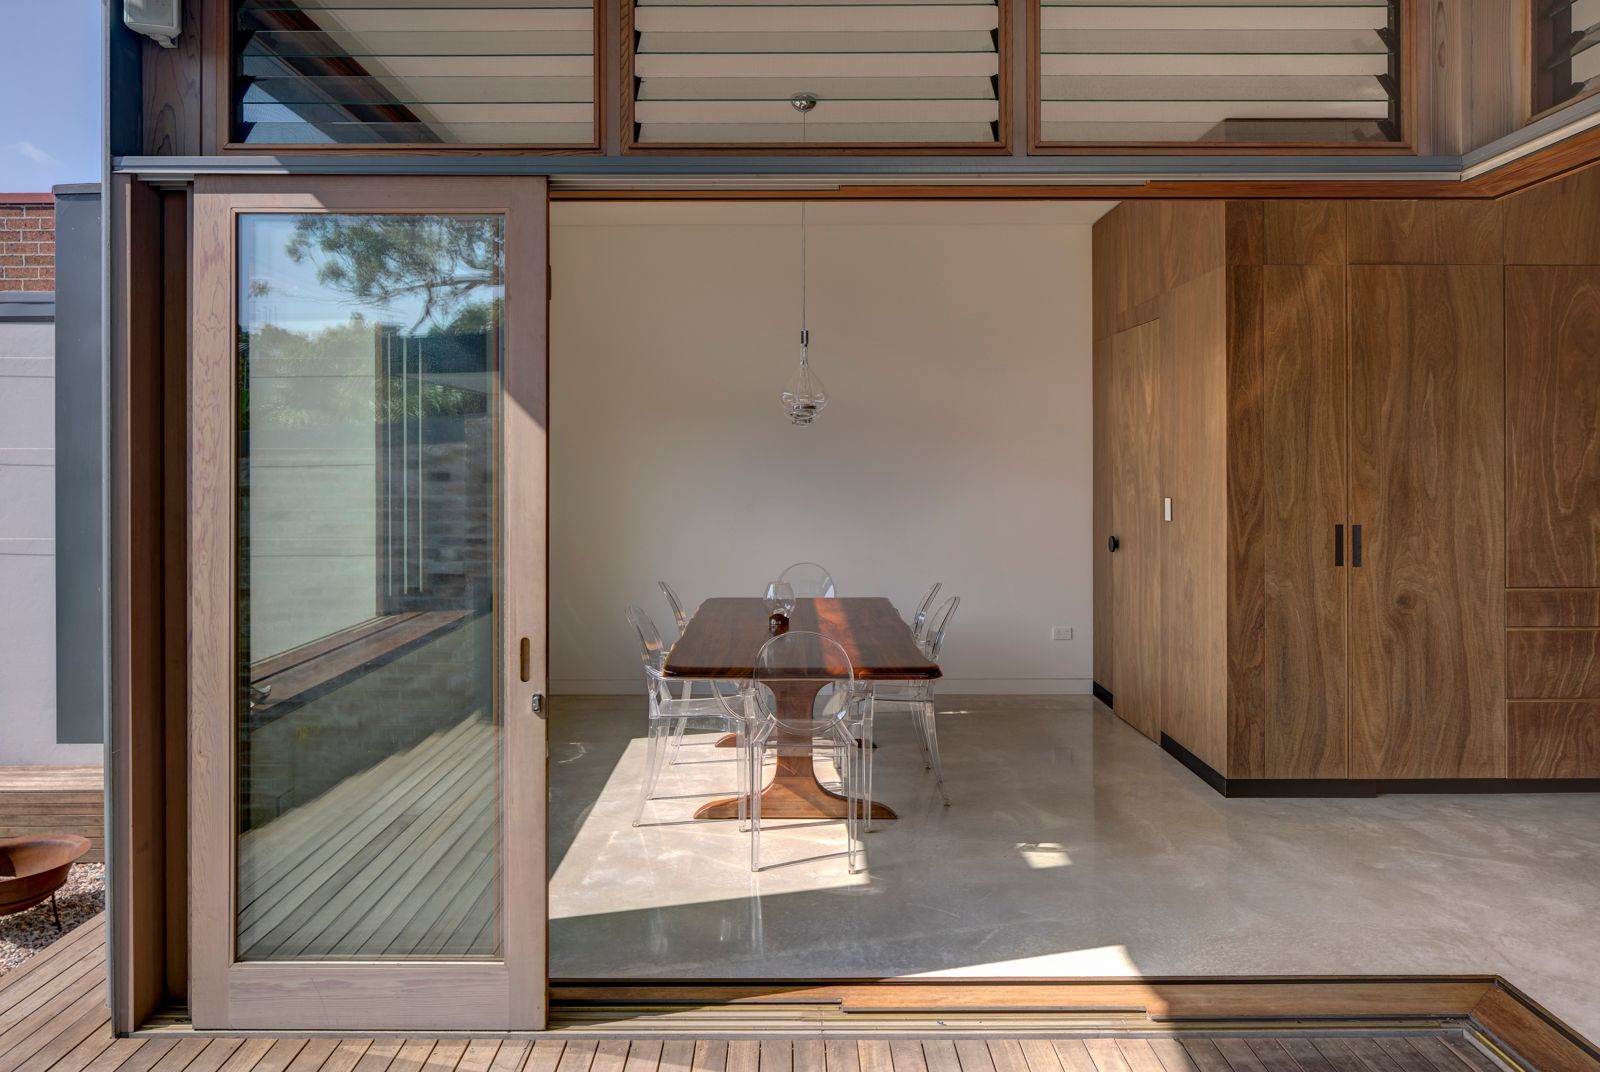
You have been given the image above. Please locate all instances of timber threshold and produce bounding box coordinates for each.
[4,921,1591,1068]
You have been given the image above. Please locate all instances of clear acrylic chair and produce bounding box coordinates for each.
[777,561,837,598]
[626,605,750,827]
[872,595,960,806]
[908,582,943,643]
[654,580,717,752]
[741,631,871,874]
[659,580,692,638]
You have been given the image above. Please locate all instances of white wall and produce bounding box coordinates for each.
[549,201,1109,694]
[0,317,100,765]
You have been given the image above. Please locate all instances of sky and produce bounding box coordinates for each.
[0,1,102,192]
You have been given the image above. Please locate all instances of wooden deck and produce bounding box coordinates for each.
[0,766,103,863]
[0,915,1526,1072]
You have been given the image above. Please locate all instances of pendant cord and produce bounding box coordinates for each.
[800,104,808,350]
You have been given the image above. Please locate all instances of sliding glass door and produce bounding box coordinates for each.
[188,176,548,1030]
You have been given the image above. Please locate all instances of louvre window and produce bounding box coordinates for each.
[1034,0,1401,146]
[232,0,597,146]
[626,0,1007,148]
[1534,0,1600,117]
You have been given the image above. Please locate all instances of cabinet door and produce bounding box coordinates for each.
[1262,266,1349,778]
[1507,267,1600,588]
[1110,319,1162,740]
[1347,265,1506,779]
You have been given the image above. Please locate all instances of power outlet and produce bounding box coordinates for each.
[1051,627,1074,641]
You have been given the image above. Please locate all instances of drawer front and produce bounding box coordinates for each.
[1507,589,1600,628]
[1509,702,1600,778]
[1508,629,1600,698]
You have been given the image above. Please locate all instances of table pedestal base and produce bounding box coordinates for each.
[694,757,896,821]
[694,679,897,821]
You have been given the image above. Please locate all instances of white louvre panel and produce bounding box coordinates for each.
[631,0,1003,146]
[234,0,596,145]
[1536,0,1600,114]
[1038,0,1400,145]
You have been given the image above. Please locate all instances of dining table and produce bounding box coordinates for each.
[661,596,942,821]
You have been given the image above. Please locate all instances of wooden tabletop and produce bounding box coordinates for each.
[662,597,942,680]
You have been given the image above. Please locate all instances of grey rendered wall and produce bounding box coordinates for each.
[0,296,100,765]
[53,187,104,747]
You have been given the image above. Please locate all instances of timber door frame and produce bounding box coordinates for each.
[187,175,549,1031]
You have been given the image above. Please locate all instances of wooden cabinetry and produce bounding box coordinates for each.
[1094,194,1533,792]
[1501,260,1600,777]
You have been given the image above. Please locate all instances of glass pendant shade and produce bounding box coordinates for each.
[782,330,828,425]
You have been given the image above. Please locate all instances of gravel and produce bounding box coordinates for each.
[0,864,106,975]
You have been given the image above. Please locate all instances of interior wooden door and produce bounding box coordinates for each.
[189,176,548,1030]
[1347,265,1506,779]
[1110,319,1162,740]
[1261,265,1349,779]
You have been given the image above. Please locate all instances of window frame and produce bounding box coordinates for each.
[1025,0,1416,155]
[204,0,605,154]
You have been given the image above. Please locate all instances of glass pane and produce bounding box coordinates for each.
[1533,0,1600,116]
[234,212,505,961]
[231,0,596,145]
[629,0,1003,146]
[1036,0,1402,145]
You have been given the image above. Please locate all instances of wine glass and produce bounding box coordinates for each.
[764,581,796,617]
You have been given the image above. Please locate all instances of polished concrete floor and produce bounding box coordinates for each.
[547,695,1600,1041]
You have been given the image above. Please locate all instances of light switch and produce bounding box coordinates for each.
[1051,627,1074,641]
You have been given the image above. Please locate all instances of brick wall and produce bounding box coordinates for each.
[0,195,56,292]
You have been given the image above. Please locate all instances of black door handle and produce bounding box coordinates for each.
[1352,524,1363,567]
[1335,524,1344,567]
[1107,535,1120,553]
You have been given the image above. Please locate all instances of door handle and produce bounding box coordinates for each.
[519,637,531,682]
[1335,524,1345,567]
[1352,524,1363,567]
[1107,534,1120,553]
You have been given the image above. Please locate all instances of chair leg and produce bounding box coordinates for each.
[748,733,768,872]
[923,700,950,806]
[911,705,933,769]
[633,719,668,827]
[846,728,866,874]
[737,723,756,832]
[862,714,876,834]
[668,716,688,765]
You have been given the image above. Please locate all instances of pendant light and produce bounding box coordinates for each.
[781,92,828,425]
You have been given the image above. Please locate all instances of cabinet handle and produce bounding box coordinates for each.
[1107,535,1120,553]
[1335,524,1345,567]
[1352,525,1363,567]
